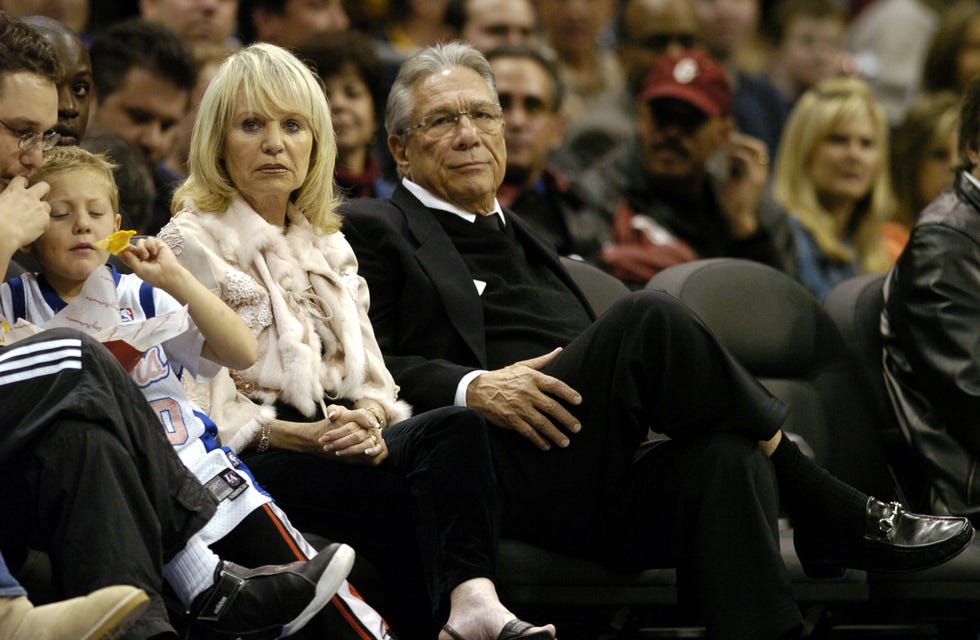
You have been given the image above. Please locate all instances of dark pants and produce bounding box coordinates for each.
[0,329,217,640]
[242,405,498,638]
[489,291,801,640]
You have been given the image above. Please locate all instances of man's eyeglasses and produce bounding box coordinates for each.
[400,105,504,138]
[0,119,61,152]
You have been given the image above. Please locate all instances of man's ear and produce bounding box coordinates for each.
[388,134,411,179]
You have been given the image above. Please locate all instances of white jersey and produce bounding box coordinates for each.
[1,265,272,545]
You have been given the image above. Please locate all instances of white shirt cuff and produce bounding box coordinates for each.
[455,369,486,407]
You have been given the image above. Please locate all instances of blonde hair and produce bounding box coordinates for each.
[773,76,893,273]
[173,42,341,233]
[30,145,120,214]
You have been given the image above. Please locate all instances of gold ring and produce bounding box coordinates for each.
[370,434,379,447]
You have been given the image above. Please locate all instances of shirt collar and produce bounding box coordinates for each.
[964,170,980,192]
[402,178,505,227]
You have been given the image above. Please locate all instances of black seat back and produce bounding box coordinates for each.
[648,258,894,498]
[823,273,928,509]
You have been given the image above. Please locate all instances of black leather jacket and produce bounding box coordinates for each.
[882,171,980,518]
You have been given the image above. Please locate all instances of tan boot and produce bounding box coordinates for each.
[0,585,149,640]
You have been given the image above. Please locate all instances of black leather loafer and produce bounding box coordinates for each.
[795,497,974,579]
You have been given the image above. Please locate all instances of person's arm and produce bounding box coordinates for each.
[0,178,51,279]
[719,132,770,240]
[119,237,257,370]
[887,225,980,445]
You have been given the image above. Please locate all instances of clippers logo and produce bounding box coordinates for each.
[132,345,170,388]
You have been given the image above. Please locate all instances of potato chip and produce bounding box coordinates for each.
[92,229,137,255]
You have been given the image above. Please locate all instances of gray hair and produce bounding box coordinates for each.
[385,41,498,138]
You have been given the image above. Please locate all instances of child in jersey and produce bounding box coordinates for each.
[1,146,389,640]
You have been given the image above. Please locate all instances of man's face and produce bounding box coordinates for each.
[492,56,564,187]
[537,0,616,61]
[0,72,58,190]
[779,15,844,95]
[638,97,726,179]
[140,0,239,47]
[461,0,537,52]
[253,0,349,48]
[90,67,189,167]
[390,66,507,214]
[2,0,89,33]
[618,0,702,95]
[42,29,93,146]
[692,0,757,60]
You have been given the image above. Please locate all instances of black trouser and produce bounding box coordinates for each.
[0,329,217,640]
[242,405,498,639]
[489,290,801,640]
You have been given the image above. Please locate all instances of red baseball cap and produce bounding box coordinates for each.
[638,50,732,117]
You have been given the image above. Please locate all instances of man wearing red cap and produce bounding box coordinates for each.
[574,49,798,287]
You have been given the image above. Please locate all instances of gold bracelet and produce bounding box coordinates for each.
[364,406,387,430]
[255,422,271,453]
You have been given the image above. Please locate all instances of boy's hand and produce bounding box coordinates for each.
[118,236,188,292]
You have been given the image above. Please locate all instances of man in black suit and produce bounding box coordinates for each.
[341,41,973,640]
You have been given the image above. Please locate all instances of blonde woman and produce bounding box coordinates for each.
[773,76,894,299]
[163,42,554,640]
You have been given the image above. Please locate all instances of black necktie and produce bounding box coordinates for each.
[474,213,504,232]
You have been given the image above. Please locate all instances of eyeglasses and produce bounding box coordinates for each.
[400,105,504,138]
[0,119,61,152]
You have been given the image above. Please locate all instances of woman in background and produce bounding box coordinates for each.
[773,76,894,299]
[885,90,960,261]
[298,30,396,199]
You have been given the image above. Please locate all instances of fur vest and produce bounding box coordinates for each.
[160,195,411,452]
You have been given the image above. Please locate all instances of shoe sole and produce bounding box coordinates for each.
[80,590,151,640]
[279,543,356,638]
[868,522,976,574]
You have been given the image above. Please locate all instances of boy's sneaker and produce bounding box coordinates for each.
[190,542,355,639]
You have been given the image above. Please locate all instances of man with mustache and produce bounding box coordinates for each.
[573,49,798,287]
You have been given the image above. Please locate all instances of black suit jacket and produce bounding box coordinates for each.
[341,184,596,413]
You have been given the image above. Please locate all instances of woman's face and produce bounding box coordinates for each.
[323,65,377,164]
[222,92,314,216]
[809,111,880,212]
[917,128,957,208]
[957,17,980,92]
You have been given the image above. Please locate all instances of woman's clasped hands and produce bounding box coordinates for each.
[317,404,388,466]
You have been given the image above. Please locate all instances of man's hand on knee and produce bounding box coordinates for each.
[466,348,582,451]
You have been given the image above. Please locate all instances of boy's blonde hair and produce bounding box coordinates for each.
[29,146,120,214]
